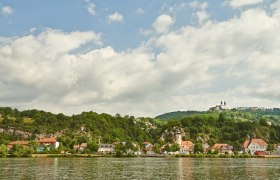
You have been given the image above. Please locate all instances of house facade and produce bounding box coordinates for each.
[243,139,268,155]
[98,144,115,154]
[73,143,87,152]
[176,131,194,154]
[143,142,155,154]
[211,144,233,154]
[37,137,59,152]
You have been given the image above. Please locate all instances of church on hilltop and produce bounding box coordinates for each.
[209,101,227,111]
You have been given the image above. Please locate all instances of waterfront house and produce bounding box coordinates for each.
[37,137,59,152]
[98,144,115,154]
[7,141,29,150]
[175,131,194,154]
[203,143,210,153]
[243,139,268,155]
[73,143,87,152]
[211,144,233,154]
[143,142,155,154]
[180,141,194,154]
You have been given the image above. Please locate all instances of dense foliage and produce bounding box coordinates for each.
[1,107,280,153]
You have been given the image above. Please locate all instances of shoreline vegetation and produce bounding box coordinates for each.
[1,153,280,158]
[1,107,280,159]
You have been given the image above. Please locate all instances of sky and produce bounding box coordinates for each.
[1,0,280,117]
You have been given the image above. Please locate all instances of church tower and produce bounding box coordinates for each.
[176,131,182,145]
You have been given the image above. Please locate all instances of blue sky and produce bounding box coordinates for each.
[0,0,236,49]
[1,0,280,116]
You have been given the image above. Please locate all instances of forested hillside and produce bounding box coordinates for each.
[1,107,280,152]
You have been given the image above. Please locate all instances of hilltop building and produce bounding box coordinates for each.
[209,101,227,111]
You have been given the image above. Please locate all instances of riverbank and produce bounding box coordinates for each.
[1,153,278,158]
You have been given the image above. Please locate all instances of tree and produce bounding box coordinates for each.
[259,118,268,126]
[87,141,99,152]
[170,144,180,152]
[10,144,33,157]
[267,144,275,152]
[28,140,39,151]
[0,144,8,157]
[194,142,203,154]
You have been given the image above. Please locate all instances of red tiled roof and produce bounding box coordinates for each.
[8,141,29,145]
[243,140,250,149]
[80,143,87,147]
[213,144,228,148]
[38,137,57,143]
[244,139,268,148]
[181,141,193,146]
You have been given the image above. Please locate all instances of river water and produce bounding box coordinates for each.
[0,157,279,179]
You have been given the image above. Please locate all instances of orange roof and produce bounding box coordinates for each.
[38,137,57,143]
[181,141,193,146]
[213,144,228,148]
[80,143,87,147]
[8,141,29,145]
[244,139,267,148]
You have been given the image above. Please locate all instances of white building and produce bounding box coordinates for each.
[243,139,268,155]
[176,131,194,154]
[98,144,115,154]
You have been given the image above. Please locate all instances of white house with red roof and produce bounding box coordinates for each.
[243,139,268,155]
[37,137,59,152]
[176,131,194,154]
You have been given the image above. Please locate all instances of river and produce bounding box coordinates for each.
[0,158,279,179]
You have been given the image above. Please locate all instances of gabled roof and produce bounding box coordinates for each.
[80,143,87,147]
[38,137,57,143]
[181,141,193,146]
[212,144,229,149]
[8,141,29,145]
[244,139,268,148]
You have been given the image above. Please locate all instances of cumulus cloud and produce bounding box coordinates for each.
[227,0,264,8]
[1,6,14,16]
[153,14,174,34]
[1,4,280,116]
[85,0,96,16]
[108,12,123,23]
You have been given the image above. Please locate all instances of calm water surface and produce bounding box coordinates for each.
[0,158,279,180]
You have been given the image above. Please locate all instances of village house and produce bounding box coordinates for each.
[37,137,60,152]
[211,144,233,154]
[73,143,87,152]
[243,139,268,155]
[7,141,29,150]
[143,142,155,154]
[202,143,210,153]
[98,144,115,154]
[176,131,194,154]
[275,144,280,155]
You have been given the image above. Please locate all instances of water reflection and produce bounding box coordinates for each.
[0,158,280,179]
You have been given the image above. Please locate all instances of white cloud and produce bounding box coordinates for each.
[1,6,14,16]
[136,8,145,15]
[1,5,280,116]
[108,12,123,23]
[153,14,174,34]
[85,1,96,16]
[189,1,208,10]
[227,0,264,8]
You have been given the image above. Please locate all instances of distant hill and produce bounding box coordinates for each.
[156,108,280,125]
[155,111,202,121]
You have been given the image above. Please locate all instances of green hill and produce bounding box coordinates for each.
[1,106,280,152]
